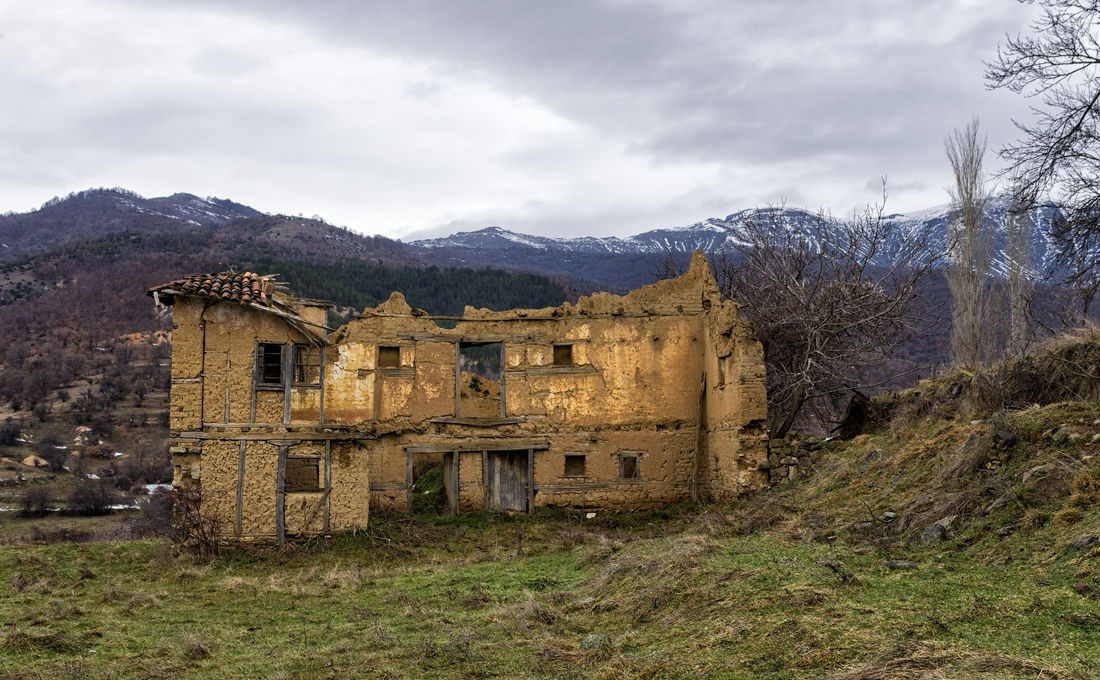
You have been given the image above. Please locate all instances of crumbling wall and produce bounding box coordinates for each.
[702,299,769,500]
[163,249,771,536]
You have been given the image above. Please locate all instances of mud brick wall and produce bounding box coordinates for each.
[159,250,770,537]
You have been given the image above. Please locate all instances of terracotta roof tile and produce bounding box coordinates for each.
[147,272,275,306]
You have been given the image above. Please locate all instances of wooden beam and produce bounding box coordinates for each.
[276,445,288,546]
[526,449,537,510]
[249,343,259,424]
[454,342,461,417]
[482,450,489,511]
[404,439,549,454]
[499,341,507,418]
[282,345,292,425]
[427,416,526,426]
[406,450,414,515]
[323,440,331,533]
[178,431,369,441]
[301,488,331,532]
[235,441,245,536]
[318,346,326,424]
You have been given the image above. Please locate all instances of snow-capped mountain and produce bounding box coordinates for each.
[0,188,261,260]
[410,195,1065,288]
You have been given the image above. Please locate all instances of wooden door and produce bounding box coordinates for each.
[442,453,459,515]
[486,451,528,511]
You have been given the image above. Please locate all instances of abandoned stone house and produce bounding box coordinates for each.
[148,250,769,541]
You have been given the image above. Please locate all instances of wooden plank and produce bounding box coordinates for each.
[482,450,489,510]
[505,365,598,376]
[224,348,231,424]
[276,445,288,546]
[282,345,292,425]
[179,431,369,441]
[427,416,526,426]
[301,488,331,532]
[318,346,326,424]
[526,448,534,513]
[405,439,549,454]
[235,441,245,536]
[499,342,507,418]
[249,343,259,424]
[454,342,461,417]
[406,451,414,515]
[323,440,331,532]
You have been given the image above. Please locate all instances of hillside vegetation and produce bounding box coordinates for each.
[0,338,1097,679]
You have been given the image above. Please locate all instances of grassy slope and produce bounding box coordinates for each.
[0,405,1098,678]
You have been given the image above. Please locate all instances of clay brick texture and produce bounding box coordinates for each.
[149,251,768,542]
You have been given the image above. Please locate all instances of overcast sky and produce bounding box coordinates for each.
[0,1,1039,240]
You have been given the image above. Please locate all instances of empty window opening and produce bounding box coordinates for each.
[458,341,502,417]
[294,344,321,385]
[259,343,285,386]
[563,454,586,477]
[378,345,400,368]
[553,344,574,365]
[284,457,320,492]
[619,454,640,480]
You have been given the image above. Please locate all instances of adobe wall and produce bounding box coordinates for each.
[162,249,770,534]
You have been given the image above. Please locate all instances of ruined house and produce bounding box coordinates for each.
[148,250,768,541]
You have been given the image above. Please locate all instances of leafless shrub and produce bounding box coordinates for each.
[712,185,941,436]
[18,485,52,518]
[171,486,220,557]
[66,478,118,516]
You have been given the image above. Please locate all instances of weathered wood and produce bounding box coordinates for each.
[453,342,461,416]
[282,345,292,425]
[224,348,232,424]
[249,343,259,423]
[500,342,507,418]
[378,367,415,378]
[301,488,331,532]
[235,441,245,536]
[276,445,288,545]
[406,451,414,515]
[404,439,549,454]
[323,440,331,532]
[504,365,598,376]
[318,346,326,424]
[427,416,526,426]
[181,430,368,441]
[482,450,489,510]
[526,448,534,513]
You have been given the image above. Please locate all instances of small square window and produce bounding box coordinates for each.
[620,454,639,480]
[564,454,586,477]
[378,345,400,368]
[553,344,573,366]
[293,344,321,385]
[259,343,285,386]
[285,457,320,492]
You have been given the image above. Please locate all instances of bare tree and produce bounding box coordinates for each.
[945,119,993,369]
[713,190,940,438]
[986,0,1100,315]
[1005,193,1035,356]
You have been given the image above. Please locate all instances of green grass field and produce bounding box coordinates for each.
[1,401,1098,679]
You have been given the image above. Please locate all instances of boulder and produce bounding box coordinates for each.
[21,455,48,468]
[919,515,957,546]
[1071,535,1098,551]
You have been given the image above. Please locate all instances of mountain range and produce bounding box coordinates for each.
[409,194,1065,289]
